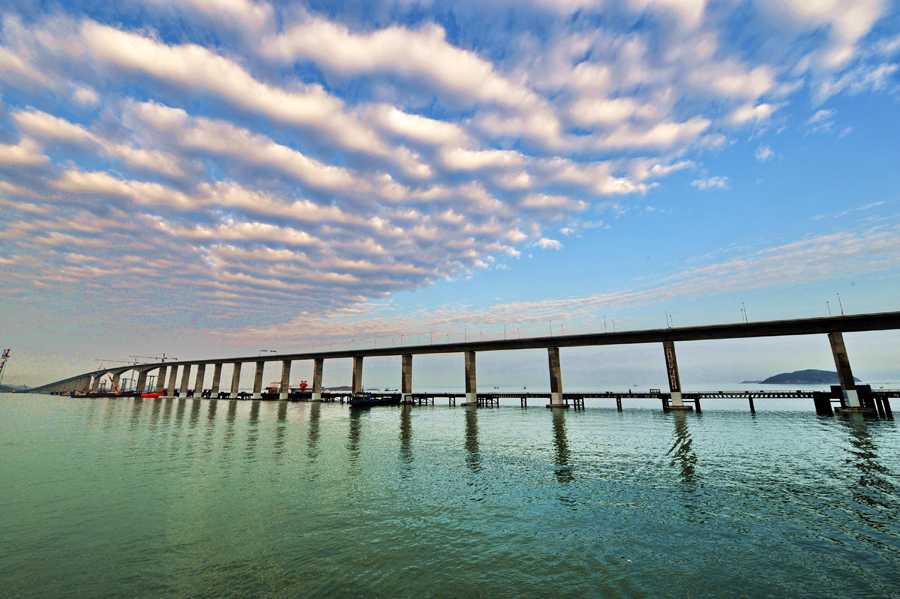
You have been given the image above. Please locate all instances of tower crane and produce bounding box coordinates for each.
[130,353,177,363]
[95,358,140,366]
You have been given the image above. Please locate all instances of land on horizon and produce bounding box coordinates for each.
[743,369,863,385]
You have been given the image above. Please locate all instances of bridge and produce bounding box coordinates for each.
[30,310,900,415]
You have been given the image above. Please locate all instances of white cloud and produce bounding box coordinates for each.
[728,102,778,125]
[367,105,468,146]
[144,0,273,31]
[0,136,48,165]
[806,108,838,133]
[691,176,729,190]
[536,237,563,250]
[755,145,774,162]
[261,18,543,112]
[761,0,888,69]
[178,115,366,191]
[599,117,711,149]
[78,20,429,176]
[521,193,587,211]
[14,109,183,176]
[441,147,526,171]
[569,96,638,125]
[71,85,99,106]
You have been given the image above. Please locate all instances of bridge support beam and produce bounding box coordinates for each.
[401,354,413,403]
[166,366,178,397]
[547,347,566,408]
[663,340,692,411]
[111,372,121,392]
[312,358,324,401]
[253,361,265,399]
[179,365,193,397]
[194,364,206,396]
[352,356,364,394]
[463,350,477,406]
[279,360,291,399]
[90,374,101,393]
[230,363,242,398]
[828,331,873,413]
[211,363,222,396]
[155,366,167,393]
[135,370,149,394]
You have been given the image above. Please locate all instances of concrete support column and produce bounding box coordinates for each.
[136,370,149,394]
[828,331,861,408]
[401,354,413,403]
[663,340,690,410]
[312,358,324,401]
[548,347,565,407]
[112,372,122,392]
[154,366,167,392]
[230,363,242,397]
[211,363,223,395]
[279,360,291,400]
[352,356,364,394]
[464,350,477,406]
[179,365,192,396]
[166,366,178,397]
[253,361,265,399]
[90,374,101,393]
[194,363,206,396]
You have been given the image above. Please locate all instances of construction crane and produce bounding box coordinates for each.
[130,353,177,363]
[0,349,10,389]
[95,358,140,366]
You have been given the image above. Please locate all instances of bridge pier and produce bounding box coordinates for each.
[547,347,567,408]
[230,363,242,398]
[111,372,121,392]
[462,350,477,406]
[312,358,324,401]
[194,364,206,396]
[829,332,874,414]
[211,363,222,396]
[280,360,291,399]
[90,373,101,393]
[135,370,149,394]
[166,366,178,397]
[155,366,167,393]
[663,340,692,411]
[253,361,264,399]
[179,365,193,397]
[402,354,412,403]
[352,356,364,394]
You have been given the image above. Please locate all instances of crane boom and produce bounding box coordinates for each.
[130,353,177,362]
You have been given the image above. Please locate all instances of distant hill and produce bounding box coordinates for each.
[757,369,861,385]
[0,384,32,393]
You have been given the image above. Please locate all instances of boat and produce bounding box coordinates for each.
[348,392,401,407]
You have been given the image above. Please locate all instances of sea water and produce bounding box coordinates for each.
[2,393,899,598]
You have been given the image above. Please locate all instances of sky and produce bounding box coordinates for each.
[1,0,899,390]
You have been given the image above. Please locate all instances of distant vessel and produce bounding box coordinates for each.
[348,392,400,407]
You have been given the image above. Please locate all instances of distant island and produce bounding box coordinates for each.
[743,369,862,385]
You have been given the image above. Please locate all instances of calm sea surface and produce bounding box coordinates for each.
[2,393,900,598]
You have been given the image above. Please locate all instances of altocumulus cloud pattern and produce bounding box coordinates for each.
[1,0,899,354]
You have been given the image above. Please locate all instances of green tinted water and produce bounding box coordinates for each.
[2,394,900,598]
